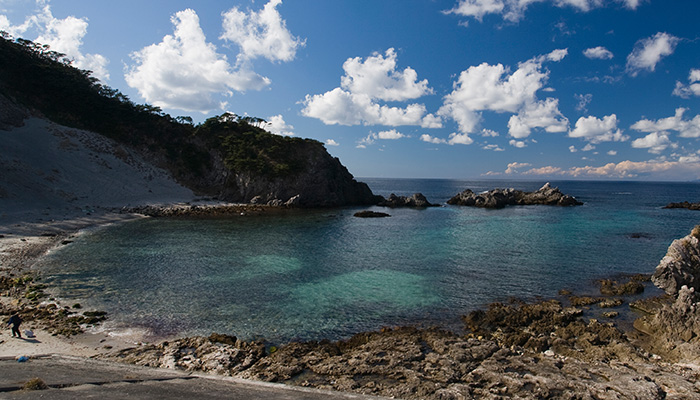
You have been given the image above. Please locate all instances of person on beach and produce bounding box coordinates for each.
[7,313,22,338]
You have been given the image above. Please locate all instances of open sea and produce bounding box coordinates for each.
[35,179,700,344]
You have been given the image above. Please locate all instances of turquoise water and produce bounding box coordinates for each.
[36,179,700,343]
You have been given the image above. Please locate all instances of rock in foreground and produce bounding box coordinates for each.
[651,225,700,296]
[447,183,582,209]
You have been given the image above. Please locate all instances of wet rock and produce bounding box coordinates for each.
[447,183,582,209]
[599,279,645,296]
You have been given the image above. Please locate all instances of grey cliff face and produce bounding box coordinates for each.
[651,226,700,296]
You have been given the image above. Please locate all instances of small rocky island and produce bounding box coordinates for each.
[377,193,436,208]
[447,183,582,209]
[663,201,700,210]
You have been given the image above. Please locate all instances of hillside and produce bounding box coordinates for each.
[0,33,379,208]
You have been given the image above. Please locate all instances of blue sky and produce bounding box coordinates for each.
[2,0,700,180]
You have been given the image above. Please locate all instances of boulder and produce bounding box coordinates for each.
[651,225,700,296]
[377,193,436,208]
[447,183,582,209]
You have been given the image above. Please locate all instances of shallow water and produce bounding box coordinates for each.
[36,179,700,343]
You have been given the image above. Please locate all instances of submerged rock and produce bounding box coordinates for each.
[353,210,391,218]
[447,183,582,209]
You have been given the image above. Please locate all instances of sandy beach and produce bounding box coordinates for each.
[0,116,200,359]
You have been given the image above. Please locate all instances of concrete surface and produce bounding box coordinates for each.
[0,355,390,399]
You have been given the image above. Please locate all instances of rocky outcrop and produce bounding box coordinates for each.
[447,183,582,209]
[199,141,382,208]
[651,225,700,295]
[376,193,436,208]
[664,201,700,210]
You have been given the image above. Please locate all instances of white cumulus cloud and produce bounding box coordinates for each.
[125,9,270,113]
[583,46,613,60]
[673,68,700,98]
[325,139,339,147]
[631,108,700,138]
[302,48,439,128]
[439,49,568,138]
[626,32,680,77]
[220,0,304,63]
[631,132,672,153]
[569,114,628,143]
[265,114,294,136]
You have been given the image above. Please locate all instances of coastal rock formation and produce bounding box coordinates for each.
[447,183,582,209]
[651,225,700,295]
[664,201,700,210]
[376,193,436,208]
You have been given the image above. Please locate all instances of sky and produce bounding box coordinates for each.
[1,0,700,181]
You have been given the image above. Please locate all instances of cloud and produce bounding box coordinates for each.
[575,93,592,113]
[569,114,628,143]
[583,46,613,60]
[302,48,439,128]
[265,114,294,136]
[498,159,700,180]
[505,162,531,174]
[631,108,700,138]
[357,129,409,148]
[673,68,700,98]
[507,98,568,138]
[125,9,271,113]
[483,144,505,151]
[438,49,568,138]
[0,1,109,80]
[607,150,617,155]
[447,0,643,23]
[626,32,680,76]
[325,139,339,146]
[509,139,527,148]
[569,145,577,152]
[631,132,673,153]
[582,143,596,151]
[445,0,505,21]
[340,48,433,102]
[420,132,474,145]
[220,0,304,63]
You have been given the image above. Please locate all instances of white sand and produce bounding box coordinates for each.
[0,117,199,358]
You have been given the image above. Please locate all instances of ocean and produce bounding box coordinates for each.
[35,179,700,343]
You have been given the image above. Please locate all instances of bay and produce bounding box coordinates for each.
[35,179,700,343]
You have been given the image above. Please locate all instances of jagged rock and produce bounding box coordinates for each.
[354,210,391,218]
[377,193,436,208]
[651,225,700,295]
[447,183,582,209]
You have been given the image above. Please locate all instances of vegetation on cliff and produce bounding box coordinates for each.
[0,33,375,206]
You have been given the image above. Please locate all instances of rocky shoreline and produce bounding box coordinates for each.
[3,214,700,399]
[99,226,700,399]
